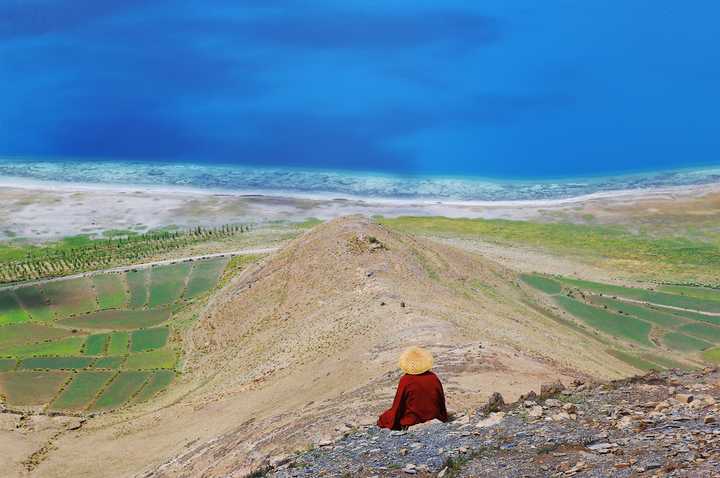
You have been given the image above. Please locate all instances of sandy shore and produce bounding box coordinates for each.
[1,177,719,241]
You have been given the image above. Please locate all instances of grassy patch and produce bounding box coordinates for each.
[130,328,169,352]
[184,258,228,299]
[2,336,86,359]
[559,277,720,313]
[0,290,30,325]
[0,323,74,349]
[19,356,95,370]
[14,286,53,322]
[130,370,174,404]
[107,332,130,355]
[148,263,192,308]
[520,274,562,295]
[659,285,720,302]
[606,349,661,371]
[125,349,177,370]
[666,308,720,326]
[377,216,720,277]
[93,273,127,309]
[641,353,692,370]
[0,370,70,406]
[702,347,720,363]
[43,278,98,318]
[126,269,149,309]
[89,371,150,411]
[50,371,114,411]
[83,333,109,355]
[661,332,713,352]
[588,296,681,328]
[217,254,259,289]
[93,356,126,369]
[677,323,720,343]
[555,296,654,347]
[58,309,171,331]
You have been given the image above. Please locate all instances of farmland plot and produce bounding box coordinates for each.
[50,371,114,411]
[14,286,54,322]
[44,278,98,318]
[184,258,228,298]
[89,371,150,411]
[0,370,69,406]
[0,290,30,325]
[148,263,191,308]
[93,273,127,309]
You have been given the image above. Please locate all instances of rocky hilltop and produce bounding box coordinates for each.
[267,368,720,477]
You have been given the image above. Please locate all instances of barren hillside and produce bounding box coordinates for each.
[25,216,637,478]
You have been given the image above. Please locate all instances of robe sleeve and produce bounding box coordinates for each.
[377,377,408,430]
[437,378,449,422]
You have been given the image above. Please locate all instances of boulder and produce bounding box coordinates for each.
[483,392,505,413]
[540,381,566,398]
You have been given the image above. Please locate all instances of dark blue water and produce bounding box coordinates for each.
[1,1,719,183]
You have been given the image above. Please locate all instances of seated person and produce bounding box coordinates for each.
[378,346,448,430]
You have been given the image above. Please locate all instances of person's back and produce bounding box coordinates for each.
[377,347,448,430]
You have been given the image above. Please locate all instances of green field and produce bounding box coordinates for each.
[58,309,171,330]
[19,356,95,370]
[131,327,169,352]
[659,285,720,302]
[557,277,720,313]
[520,274,562,295]
[184,258,228,298]
[93,356,126,369]
[50,371,114,411]
[0,371,69,406]
[90,371,150,411]
[2,336,86,359]
[0,323,74,349]
[377,216,720,278]
[107,332,130,355]
[0,259,231,411]
[606,349,660,371]
[677,323,720,342]
[555,296,654,346]
[14,286,54,321]
[588,296,680,328]
[93,273,127,309]
[525,272,720,368]
[44,278,98,318]
[131,370,175,404]
[127,269,149,309]
[702,347,720,363]
[84,333,109,355]
[147,263,192,308]
[125,349,177,370]
[0,290,30,325]
[665,307,720,326]
[661,332,712,352]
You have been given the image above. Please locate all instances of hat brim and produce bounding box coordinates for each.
[399,347,433,375]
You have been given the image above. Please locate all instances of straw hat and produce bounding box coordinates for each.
[398,346,433,375]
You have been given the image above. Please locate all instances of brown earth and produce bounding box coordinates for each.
[4,216,638,478]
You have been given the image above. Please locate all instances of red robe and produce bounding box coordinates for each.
[377,371,448,430]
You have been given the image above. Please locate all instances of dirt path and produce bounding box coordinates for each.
[0,247,278,292]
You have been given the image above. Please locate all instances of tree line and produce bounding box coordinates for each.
[0,225,249,284]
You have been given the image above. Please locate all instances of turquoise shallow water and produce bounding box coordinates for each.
[1,159,719,202]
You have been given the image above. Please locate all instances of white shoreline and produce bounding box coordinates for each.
[0,174,718,208]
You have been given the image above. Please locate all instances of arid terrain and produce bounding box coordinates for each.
[1,182,719,478]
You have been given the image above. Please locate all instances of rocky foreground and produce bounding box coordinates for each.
[264,369,720,477]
